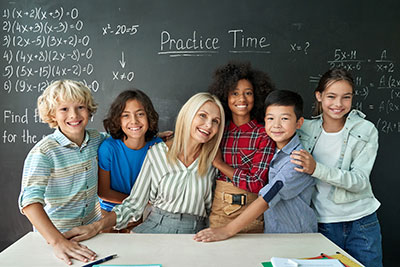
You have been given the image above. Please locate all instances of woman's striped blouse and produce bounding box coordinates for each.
[113,142,216,229]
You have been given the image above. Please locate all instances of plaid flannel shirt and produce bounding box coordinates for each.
[216,119,275,193]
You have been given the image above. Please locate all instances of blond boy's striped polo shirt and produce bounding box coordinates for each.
[19,128,106,232]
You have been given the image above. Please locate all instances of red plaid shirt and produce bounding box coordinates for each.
[216,119,275,193]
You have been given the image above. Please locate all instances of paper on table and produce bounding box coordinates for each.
[270,257,343,267]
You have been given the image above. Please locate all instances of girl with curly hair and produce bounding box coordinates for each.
[208,61,276,233]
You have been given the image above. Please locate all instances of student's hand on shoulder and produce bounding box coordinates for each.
[158,130,174,142]
[52,237,96,265]
[63,224,99,242]
[290,149,316,175]
[193,227,231,242]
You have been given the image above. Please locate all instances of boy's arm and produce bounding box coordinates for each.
[98,168,129,203]
[269,154,314,202]
[193,196,269,242]
[23,203,96,265]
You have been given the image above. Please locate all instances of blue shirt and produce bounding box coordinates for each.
[259,134,317,233]
[19,129,107,232]
[98,136,161,211]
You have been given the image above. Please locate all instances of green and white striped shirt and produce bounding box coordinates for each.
[113,142,216,229]
[19,129,107,232]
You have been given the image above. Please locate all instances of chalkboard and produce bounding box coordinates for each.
[1,0,399,265]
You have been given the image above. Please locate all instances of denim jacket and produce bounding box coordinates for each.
[297,109,379,204]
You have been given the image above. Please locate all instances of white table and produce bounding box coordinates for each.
[0,232,362,267]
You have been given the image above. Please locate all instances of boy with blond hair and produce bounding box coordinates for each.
[18,80,106,265]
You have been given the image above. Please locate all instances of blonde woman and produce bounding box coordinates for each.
[65,92,225,240]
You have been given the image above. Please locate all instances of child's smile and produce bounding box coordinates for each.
[53,101,89,146]
[120,99,149,149]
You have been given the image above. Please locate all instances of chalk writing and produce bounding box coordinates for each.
[3,7,79,21]
[228,29,270,53]
[102,23,139,36]
[159,30,220,57]
[158,29,273,57]
[376,118,400,134]
[319,48,400,133]
[1,107,48,144]
[289,41,310,55]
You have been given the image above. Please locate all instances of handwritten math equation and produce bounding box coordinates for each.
[309,48,400,134]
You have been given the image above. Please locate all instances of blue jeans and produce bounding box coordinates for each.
[318,212,382,267]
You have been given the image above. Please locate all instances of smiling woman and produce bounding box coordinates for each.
[167,92,225,177]
[189,101,221,151]
[64,92,225,240]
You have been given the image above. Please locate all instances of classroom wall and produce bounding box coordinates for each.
[1,1,399,266]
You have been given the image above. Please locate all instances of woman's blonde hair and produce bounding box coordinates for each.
[167,92,225,177]
[38,80,98,128]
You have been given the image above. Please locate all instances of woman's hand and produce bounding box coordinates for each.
[64,212,116,243]
[63,224,100,242]
[290,149,316,175]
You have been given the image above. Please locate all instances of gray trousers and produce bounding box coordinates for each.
[133,207,207,234]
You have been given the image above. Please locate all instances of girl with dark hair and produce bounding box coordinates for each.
[291,68,382,267]
[65,93,225,238]
[98,89,161,232]
[208,61,276,233]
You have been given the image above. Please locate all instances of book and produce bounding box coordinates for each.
[271,257,343,267]
[261,262,273,267]
[305,252,362,267]
[261,252,362,267]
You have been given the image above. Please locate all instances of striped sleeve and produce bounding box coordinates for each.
[19,141,53,212]
[113,147,155,229]
[114,142,215,222]
[204,167,215,215]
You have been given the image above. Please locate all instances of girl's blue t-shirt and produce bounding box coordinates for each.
[98,136,162,211]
